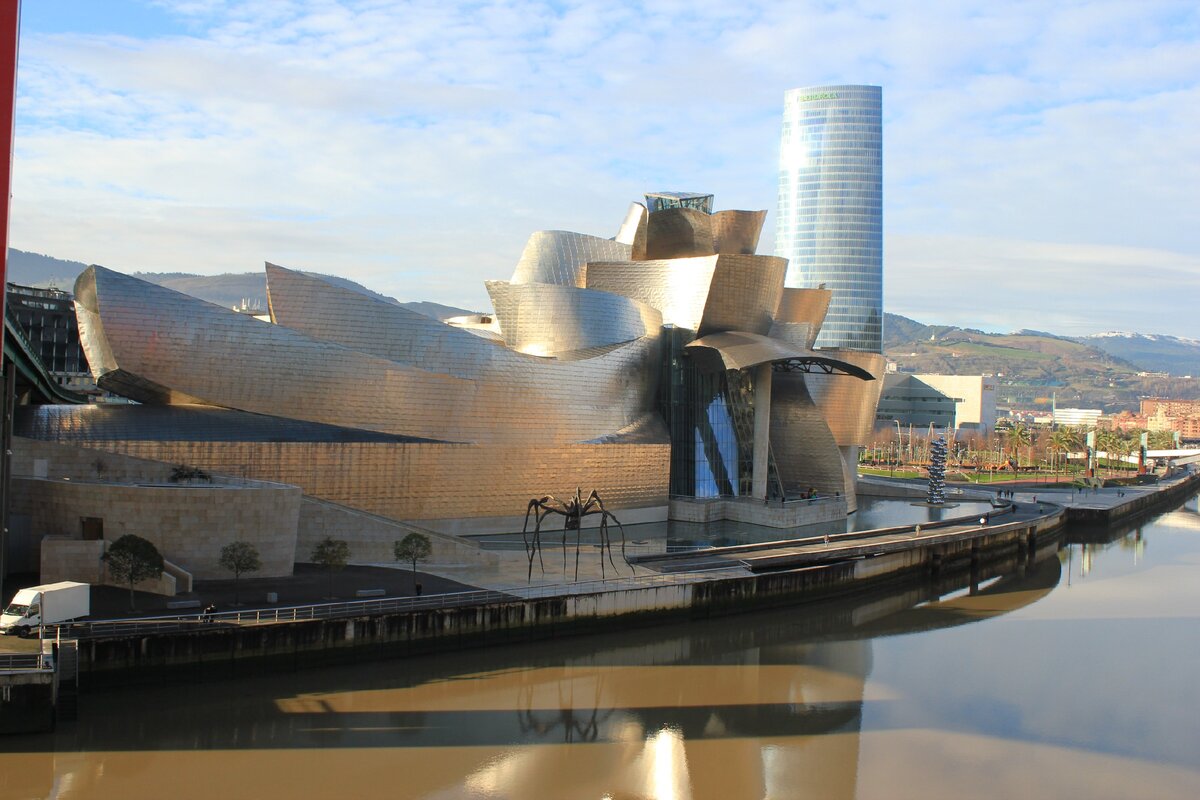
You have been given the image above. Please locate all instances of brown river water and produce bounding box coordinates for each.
[2,493,1199,799]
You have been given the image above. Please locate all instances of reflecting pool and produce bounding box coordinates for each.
[3,493,1199,799]
[476,495,997,552]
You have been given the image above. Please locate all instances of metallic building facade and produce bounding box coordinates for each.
[22,188,881,539]
[775,84,883,354]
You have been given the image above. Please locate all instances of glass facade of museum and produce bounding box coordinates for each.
[663,332,755,498]
[775,85,882,353]
[644,192,714,215]
[661,329,787,499]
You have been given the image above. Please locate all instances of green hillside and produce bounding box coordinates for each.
[884,313,1200,413]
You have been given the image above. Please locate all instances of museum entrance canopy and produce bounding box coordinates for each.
[684,331,875,379]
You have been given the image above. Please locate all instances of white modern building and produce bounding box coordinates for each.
[1053,408,1103,428]
[913,374,998,433]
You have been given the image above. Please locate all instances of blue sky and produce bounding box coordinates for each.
[11,0,1200,338]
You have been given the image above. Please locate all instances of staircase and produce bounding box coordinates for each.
[54,639,79,722]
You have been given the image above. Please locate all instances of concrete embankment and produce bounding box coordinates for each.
[0,642,77,733]
[75,508,1065,688]
[1066,470,1200,525]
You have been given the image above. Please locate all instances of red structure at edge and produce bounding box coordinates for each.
[0,0,19,335]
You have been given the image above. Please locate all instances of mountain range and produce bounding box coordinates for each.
[882,313,1200,412]
[6,248,474,321]
[7,248,1200,411]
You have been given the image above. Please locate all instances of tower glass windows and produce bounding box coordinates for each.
[775,85,882,353]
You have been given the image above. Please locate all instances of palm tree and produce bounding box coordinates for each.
[1005,423,1033,468]
[1147,430,1175,450]
[1113,433,1137,473]
[1094,429,1121,475]
[1048,427,1080,480]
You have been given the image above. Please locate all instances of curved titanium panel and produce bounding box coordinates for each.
[585,256,719,332]
[614,202,647,246]
[769,373,849,502]
[697,254,787,336]
[484,281,661,355]
[711,210,766,255]
[270,262,656,375]
[804,350,887,447]
[775,288,832,346]
[686,331,874,376]
[643,207,715,260]
[74,270,221,406]
[509,230,631,287]
[268,264,517,377]
[78,266,660,445]
[15,404,444,443]
[767,321,814,351]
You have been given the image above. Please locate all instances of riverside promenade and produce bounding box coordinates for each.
[858,467,1199,528]
[9,466,1197,694]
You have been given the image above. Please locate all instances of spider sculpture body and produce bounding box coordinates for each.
[522,488,628,581]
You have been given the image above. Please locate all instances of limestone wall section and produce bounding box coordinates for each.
[40,537,179,596]
[14,477,300,580]
[297,499,497,567]
[35,439,669,522]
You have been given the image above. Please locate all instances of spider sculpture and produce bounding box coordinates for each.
[522,488,628,581]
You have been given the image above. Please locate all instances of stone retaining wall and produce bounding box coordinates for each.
[15,477,301,581]
[77,513,1065,686]
[297,499,497,566]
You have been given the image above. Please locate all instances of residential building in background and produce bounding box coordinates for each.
[1138,399,1200,442]
[1102,400,1200,442]
[1141,398,1200,418]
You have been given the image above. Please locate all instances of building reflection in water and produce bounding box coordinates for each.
[0,549,1071,800]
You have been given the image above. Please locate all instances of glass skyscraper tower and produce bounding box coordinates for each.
[774,85,882,353]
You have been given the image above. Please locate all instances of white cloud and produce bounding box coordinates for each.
[11,0,1200,333]
[888,234,1200,337]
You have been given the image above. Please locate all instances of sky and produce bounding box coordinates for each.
[10,0,1200,338]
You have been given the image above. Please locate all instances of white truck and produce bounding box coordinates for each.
[1,581,90,636]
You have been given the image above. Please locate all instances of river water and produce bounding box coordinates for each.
[3,493,1199,799]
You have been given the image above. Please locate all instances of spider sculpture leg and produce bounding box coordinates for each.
[599,516,614,577]
[533,503,564,580]
[590,492,629,573]
[578,493,605,578]
[522,498,544,582]
[569,488,584,577]
[603,512,629,573]
[577,488,599,581]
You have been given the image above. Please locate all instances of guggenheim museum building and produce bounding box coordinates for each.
[11,88,885,587]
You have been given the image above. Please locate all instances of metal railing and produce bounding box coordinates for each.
[0,652,51,672]
[42,503,1034,642]
[630,501,1019,564]
[48,564,746,640]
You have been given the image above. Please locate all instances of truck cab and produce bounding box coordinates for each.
[1,589,44,635]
